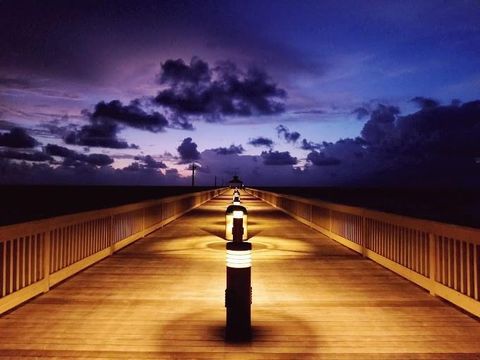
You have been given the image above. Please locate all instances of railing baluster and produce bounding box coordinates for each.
[245,187,480,317]
[44,231,50,292]
[1,242,5,297]
[429,233,436,295]
[475,245,479,300]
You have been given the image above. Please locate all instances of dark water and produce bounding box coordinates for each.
[1,186,479,229]
[255,187,480,229]
[0,186,216,226]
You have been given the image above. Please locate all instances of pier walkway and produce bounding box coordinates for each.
[0,190,479,359]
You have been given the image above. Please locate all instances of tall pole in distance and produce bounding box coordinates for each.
[191,163,196,187]
[225,211,252,341]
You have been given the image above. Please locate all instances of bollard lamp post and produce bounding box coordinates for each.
[225,208,252,341]
[225,204,248,241]
[232,188,240,201]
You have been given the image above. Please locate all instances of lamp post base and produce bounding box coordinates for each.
[225,241,252,342]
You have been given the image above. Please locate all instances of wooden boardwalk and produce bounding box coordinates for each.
[0,190,479,359]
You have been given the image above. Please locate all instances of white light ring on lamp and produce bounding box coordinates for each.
[233,210,244,219]
[226,250,251,255]
[226,250,252,268]
[227,261,252,268]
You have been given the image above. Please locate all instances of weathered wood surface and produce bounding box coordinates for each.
[0,190,479,359]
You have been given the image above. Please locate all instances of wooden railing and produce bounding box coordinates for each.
[247,188,480,318]
[0,188,225,314]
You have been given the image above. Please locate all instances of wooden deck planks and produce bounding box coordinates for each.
[0,190,479,359]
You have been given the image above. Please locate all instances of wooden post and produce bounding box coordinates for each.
[362,216,368,258]
[329,209,332,233]
[109,215,115,255]
[428,232,436,296]
[43,231,51,293]
[142,208,146,232]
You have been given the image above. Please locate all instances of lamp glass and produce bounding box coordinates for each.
[233,210,244,219]
[226,249,252,268]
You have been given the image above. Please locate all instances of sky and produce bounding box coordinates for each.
[0,0,479,186]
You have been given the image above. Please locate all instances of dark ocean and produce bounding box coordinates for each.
[255,187,480,229]
[0,186,478,229]
[0,186,215,226]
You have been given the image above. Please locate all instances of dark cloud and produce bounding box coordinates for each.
[276,124,300,143]
[91,100,168,132]
[169,117,194,130]
[300,138,323,151]
[36,117,79,138]
[211,144,245,155]
[352,107,370,120]
[81,153,113,166]
[394,100,480,159]
[293,109,325,115]
[64,99,168,149]
[195,150,302,186]
[248,137,274,149]
[411,96,439,109]
[166,168,179,176]
[0,120,17,131]
[313,99,480,186]
[159,57,211,85]
[0,76,31,89]
[0,149,52,162]
[65,121,137,149]
[307,151,341,166]
[154,58,286,120]
[122,162,144,172]
[0,127,39,148]
[360,104,400,146]
[261,150,297,165]
[45,144,114,167]
[45,143,76,158]
[134,155,167,169]
[177,137,200,163]
[0,159,184,186]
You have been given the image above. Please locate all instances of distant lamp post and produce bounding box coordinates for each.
[190,162,197,187]
[225,204,248,241]
[225,206,252,341]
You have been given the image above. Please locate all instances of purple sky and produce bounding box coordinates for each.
[1,0,479,186]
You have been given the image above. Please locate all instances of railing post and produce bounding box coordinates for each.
[328,209,332,233]
[428,232,436,296]
[109,215,115,255]
[362,216,368,258]
[43,230,51,293]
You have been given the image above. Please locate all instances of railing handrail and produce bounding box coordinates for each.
[0,188,226,240]
[247,187,480,318]
[247,187,480,245]
[0,187,227,314]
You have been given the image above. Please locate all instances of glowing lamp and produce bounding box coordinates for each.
[225,204,248,241]
[225,205,252,341]
[233,210,243,219]
[226,249,252,268]
[232,188,240,200]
